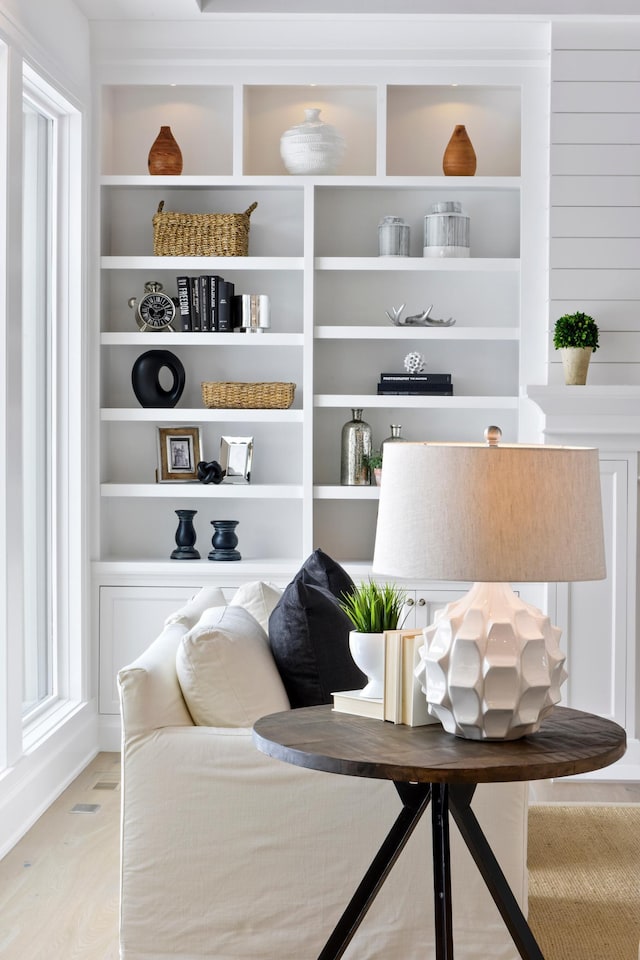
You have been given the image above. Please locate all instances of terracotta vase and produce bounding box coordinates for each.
[148,126,183,175]
[560,346,592,385]
[442,124,477,176]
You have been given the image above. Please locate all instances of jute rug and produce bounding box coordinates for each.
[527,805,640,960]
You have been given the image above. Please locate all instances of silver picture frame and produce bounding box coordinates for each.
[220,436,253,484]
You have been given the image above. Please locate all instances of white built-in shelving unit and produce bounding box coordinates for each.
[93,44,550,742]
[97,72,548,573]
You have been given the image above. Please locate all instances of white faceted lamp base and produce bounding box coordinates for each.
[416,582,568,741]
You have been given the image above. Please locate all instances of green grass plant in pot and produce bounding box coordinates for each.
[553,311,599,385]
[365,451,383,486]
[339,579,407,698]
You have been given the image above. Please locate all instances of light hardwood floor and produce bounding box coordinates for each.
[0,753,121,960]
[0,752,638,960]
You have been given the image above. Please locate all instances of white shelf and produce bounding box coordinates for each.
[314,325,518,341]
[93,558,302,578]
[101,483,303,499]
[314,395,519,409]
[315,257,519,272]
[101,256,304,271]
[101,175,521,190]
[526,385,640,446]
[526,385,640,418]
[101,332,304,346]
[314,485,380,499]
[101,408,304,422]
[101,175,303,187]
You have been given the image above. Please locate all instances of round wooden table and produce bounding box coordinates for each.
[253,704,626,960]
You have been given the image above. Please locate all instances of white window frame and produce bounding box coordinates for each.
[21,63,84,748]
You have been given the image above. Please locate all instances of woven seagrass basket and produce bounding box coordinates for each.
[201,381,296,410]
[153,201,258,257]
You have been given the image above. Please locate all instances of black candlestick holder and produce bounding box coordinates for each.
[171,509,200,560]
[208,520,241,561]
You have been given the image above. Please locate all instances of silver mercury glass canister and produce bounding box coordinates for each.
[378,216,410,257]
[423,200,470,258]
[340,408,372,485]
[237,294,270,333]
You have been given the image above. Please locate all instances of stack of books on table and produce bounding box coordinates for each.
[376,372,453,396]
[332,630,439,726]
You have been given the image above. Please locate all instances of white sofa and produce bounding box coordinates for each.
[118,584,529,960]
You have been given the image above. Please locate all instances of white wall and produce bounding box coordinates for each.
[541,22,640,776]
[550,21,640,385]
[0,0,89,94]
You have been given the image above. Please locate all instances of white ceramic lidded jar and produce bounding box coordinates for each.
[423,201,470,258]
[280,108,346,175]
[378,216,410,257]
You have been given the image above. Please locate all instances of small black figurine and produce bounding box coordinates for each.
[197,460,224,484]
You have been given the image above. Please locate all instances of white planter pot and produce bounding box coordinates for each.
[560,346,593,385]
[348,630,385,698]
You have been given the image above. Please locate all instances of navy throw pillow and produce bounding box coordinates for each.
[294,548,355,599]
[268,579,366,708]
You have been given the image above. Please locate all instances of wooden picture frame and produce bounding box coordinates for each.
[157,426,202,482]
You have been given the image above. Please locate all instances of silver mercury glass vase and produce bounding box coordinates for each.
[340,408,372,485]
[381,424,404,461]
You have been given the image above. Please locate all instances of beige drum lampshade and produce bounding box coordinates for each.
[372,440,606,585]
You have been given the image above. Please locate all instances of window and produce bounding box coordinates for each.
[21,66,82,730]
[21,94,53,716]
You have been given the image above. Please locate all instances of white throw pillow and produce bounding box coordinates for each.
[164,586,226,628]
[176,605,290,727]
[229,580,283,633]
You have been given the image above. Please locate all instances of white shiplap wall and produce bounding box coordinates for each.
[550,22,640,385]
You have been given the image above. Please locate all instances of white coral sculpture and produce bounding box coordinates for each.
[404,351,426,374]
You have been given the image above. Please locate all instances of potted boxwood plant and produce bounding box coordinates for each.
[339,580,407,697]
[553,311,599,385]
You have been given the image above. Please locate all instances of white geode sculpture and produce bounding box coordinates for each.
[404,351,425,374]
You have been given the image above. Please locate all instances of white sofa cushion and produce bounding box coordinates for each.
[176,604,290,727]
[164,586,226,628]
[229,579,283,633]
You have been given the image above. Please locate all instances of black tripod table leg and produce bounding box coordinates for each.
[449,785,545,960]
[432,783,455,960]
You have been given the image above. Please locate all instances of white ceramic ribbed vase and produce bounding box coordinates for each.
[280,108,346,175]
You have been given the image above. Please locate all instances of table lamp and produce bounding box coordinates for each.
[372,427,606,740]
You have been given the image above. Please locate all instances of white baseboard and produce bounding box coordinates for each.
[0,703,99,859]
[98,714,122,753]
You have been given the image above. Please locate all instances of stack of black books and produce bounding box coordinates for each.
[377,372,453,396]
[176,275,235,332]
